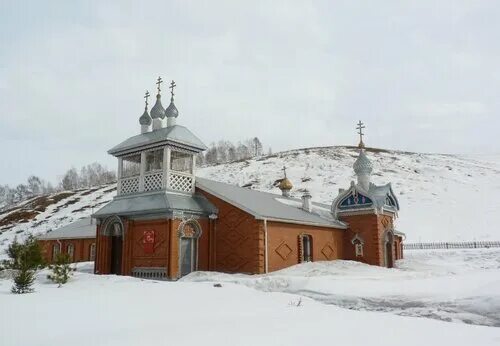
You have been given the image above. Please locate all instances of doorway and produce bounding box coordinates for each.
[180,237,197,276]
[384,231,394,268]
[110,234,123,275]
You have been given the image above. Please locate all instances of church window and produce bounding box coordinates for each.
[52,243,61,261]
[171,151,192,173]
[89,243,96,261]
[122,154,141,177]
[67,244,75,261]
[145,149,163,172]
[299,234,313,262]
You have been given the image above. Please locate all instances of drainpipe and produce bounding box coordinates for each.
[263,219,269,274]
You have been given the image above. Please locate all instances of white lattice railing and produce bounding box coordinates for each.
[169,172,193,192]
[119,176,140,195]
[144,171,164,192]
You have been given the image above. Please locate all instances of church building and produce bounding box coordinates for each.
[92,77,404,280]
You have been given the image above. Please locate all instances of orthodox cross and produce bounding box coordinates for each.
[169,80,176,99]
[156,76,163,94]
[144,90,150,108]
[282,166,288,178]
[356,120,365,148]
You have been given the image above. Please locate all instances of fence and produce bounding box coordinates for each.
[404,241,500,250]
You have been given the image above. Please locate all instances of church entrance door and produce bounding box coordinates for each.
[180,237,197,277]
[110,234,123,275]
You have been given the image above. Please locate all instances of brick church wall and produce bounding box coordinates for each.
[198,189,264,274]
[40,238,96,264]
[266,221,344,272]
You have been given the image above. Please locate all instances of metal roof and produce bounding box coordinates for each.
[196,178,347,229]
[38,217,96,240]
[108,125,207,156]
[92,190,217,219]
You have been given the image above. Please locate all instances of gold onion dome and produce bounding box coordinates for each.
[279,177,293,191]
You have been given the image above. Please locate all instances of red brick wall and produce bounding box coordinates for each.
[39,238,96,263]
[266,221,344,272]
[95,217,212,279]
[198,189,264,274]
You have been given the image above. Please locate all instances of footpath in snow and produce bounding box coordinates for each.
[1,249,500,346]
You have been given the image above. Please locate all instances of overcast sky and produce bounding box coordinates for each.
[1,1,499,186]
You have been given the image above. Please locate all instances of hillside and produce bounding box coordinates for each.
[1,146,499,258]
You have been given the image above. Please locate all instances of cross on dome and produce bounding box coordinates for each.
[156,76,163,94]
[356,120,366,149]
[282,166,288,178]
[144,90,150,108]
[169,80,176,100]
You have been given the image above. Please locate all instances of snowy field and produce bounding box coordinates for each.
[1,249,500,346]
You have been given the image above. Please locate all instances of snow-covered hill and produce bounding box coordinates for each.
[1,146,499,258]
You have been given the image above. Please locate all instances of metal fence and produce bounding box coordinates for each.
[404,241,500,250]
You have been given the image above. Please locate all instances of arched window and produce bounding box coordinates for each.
[89,243,96,261]
[299,234,313,262]
[52,243,61,261]
[67,244,75,262]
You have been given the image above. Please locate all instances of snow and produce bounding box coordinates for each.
[1,250,500,346]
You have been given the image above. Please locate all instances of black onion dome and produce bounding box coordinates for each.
[150,94,165,119]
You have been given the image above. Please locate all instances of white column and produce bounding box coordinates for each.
[191,154,196,193]
[164,147,171,189]
[117,158,123,194]
[139,151,146,192]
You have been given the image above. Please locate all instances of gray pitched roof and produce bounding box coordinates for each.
[38,218,96,240]
[92,191,217,219]
[196,178,347,229]
[108,125,207,156]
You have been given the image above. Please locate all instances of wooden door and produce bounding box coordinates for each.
[111,235,123,275]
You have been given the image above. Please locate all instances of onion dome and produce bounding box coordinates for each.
[139,90,152,125]
[279,177,293,191]
[150,93,165,119]
[353,150,373,175]
[139,108,151,125]
[165,99,179,118]
[165,80,179,118]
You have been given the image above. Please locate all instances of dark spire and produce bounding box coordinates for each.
[150,76,165,119]
[139,91,152,125]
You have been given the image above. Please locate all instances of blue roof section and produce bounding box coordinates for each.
[108,125,207,156]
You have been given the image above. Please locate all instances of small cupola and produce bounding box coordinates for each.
[278,166,293,197]
[166,80,179,127]
[151,77,165,130]
[139,90,152,134]
[353,121,373,191]
[301,189,312,212]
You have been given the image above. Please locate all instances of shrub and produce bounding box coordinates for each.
[47,253,74,287]
[5,235,45,294]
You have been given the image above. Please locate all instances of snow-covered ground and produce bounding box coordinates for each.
[1,250,500,346]
[1,146,500,260]
[185,249,500,327]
